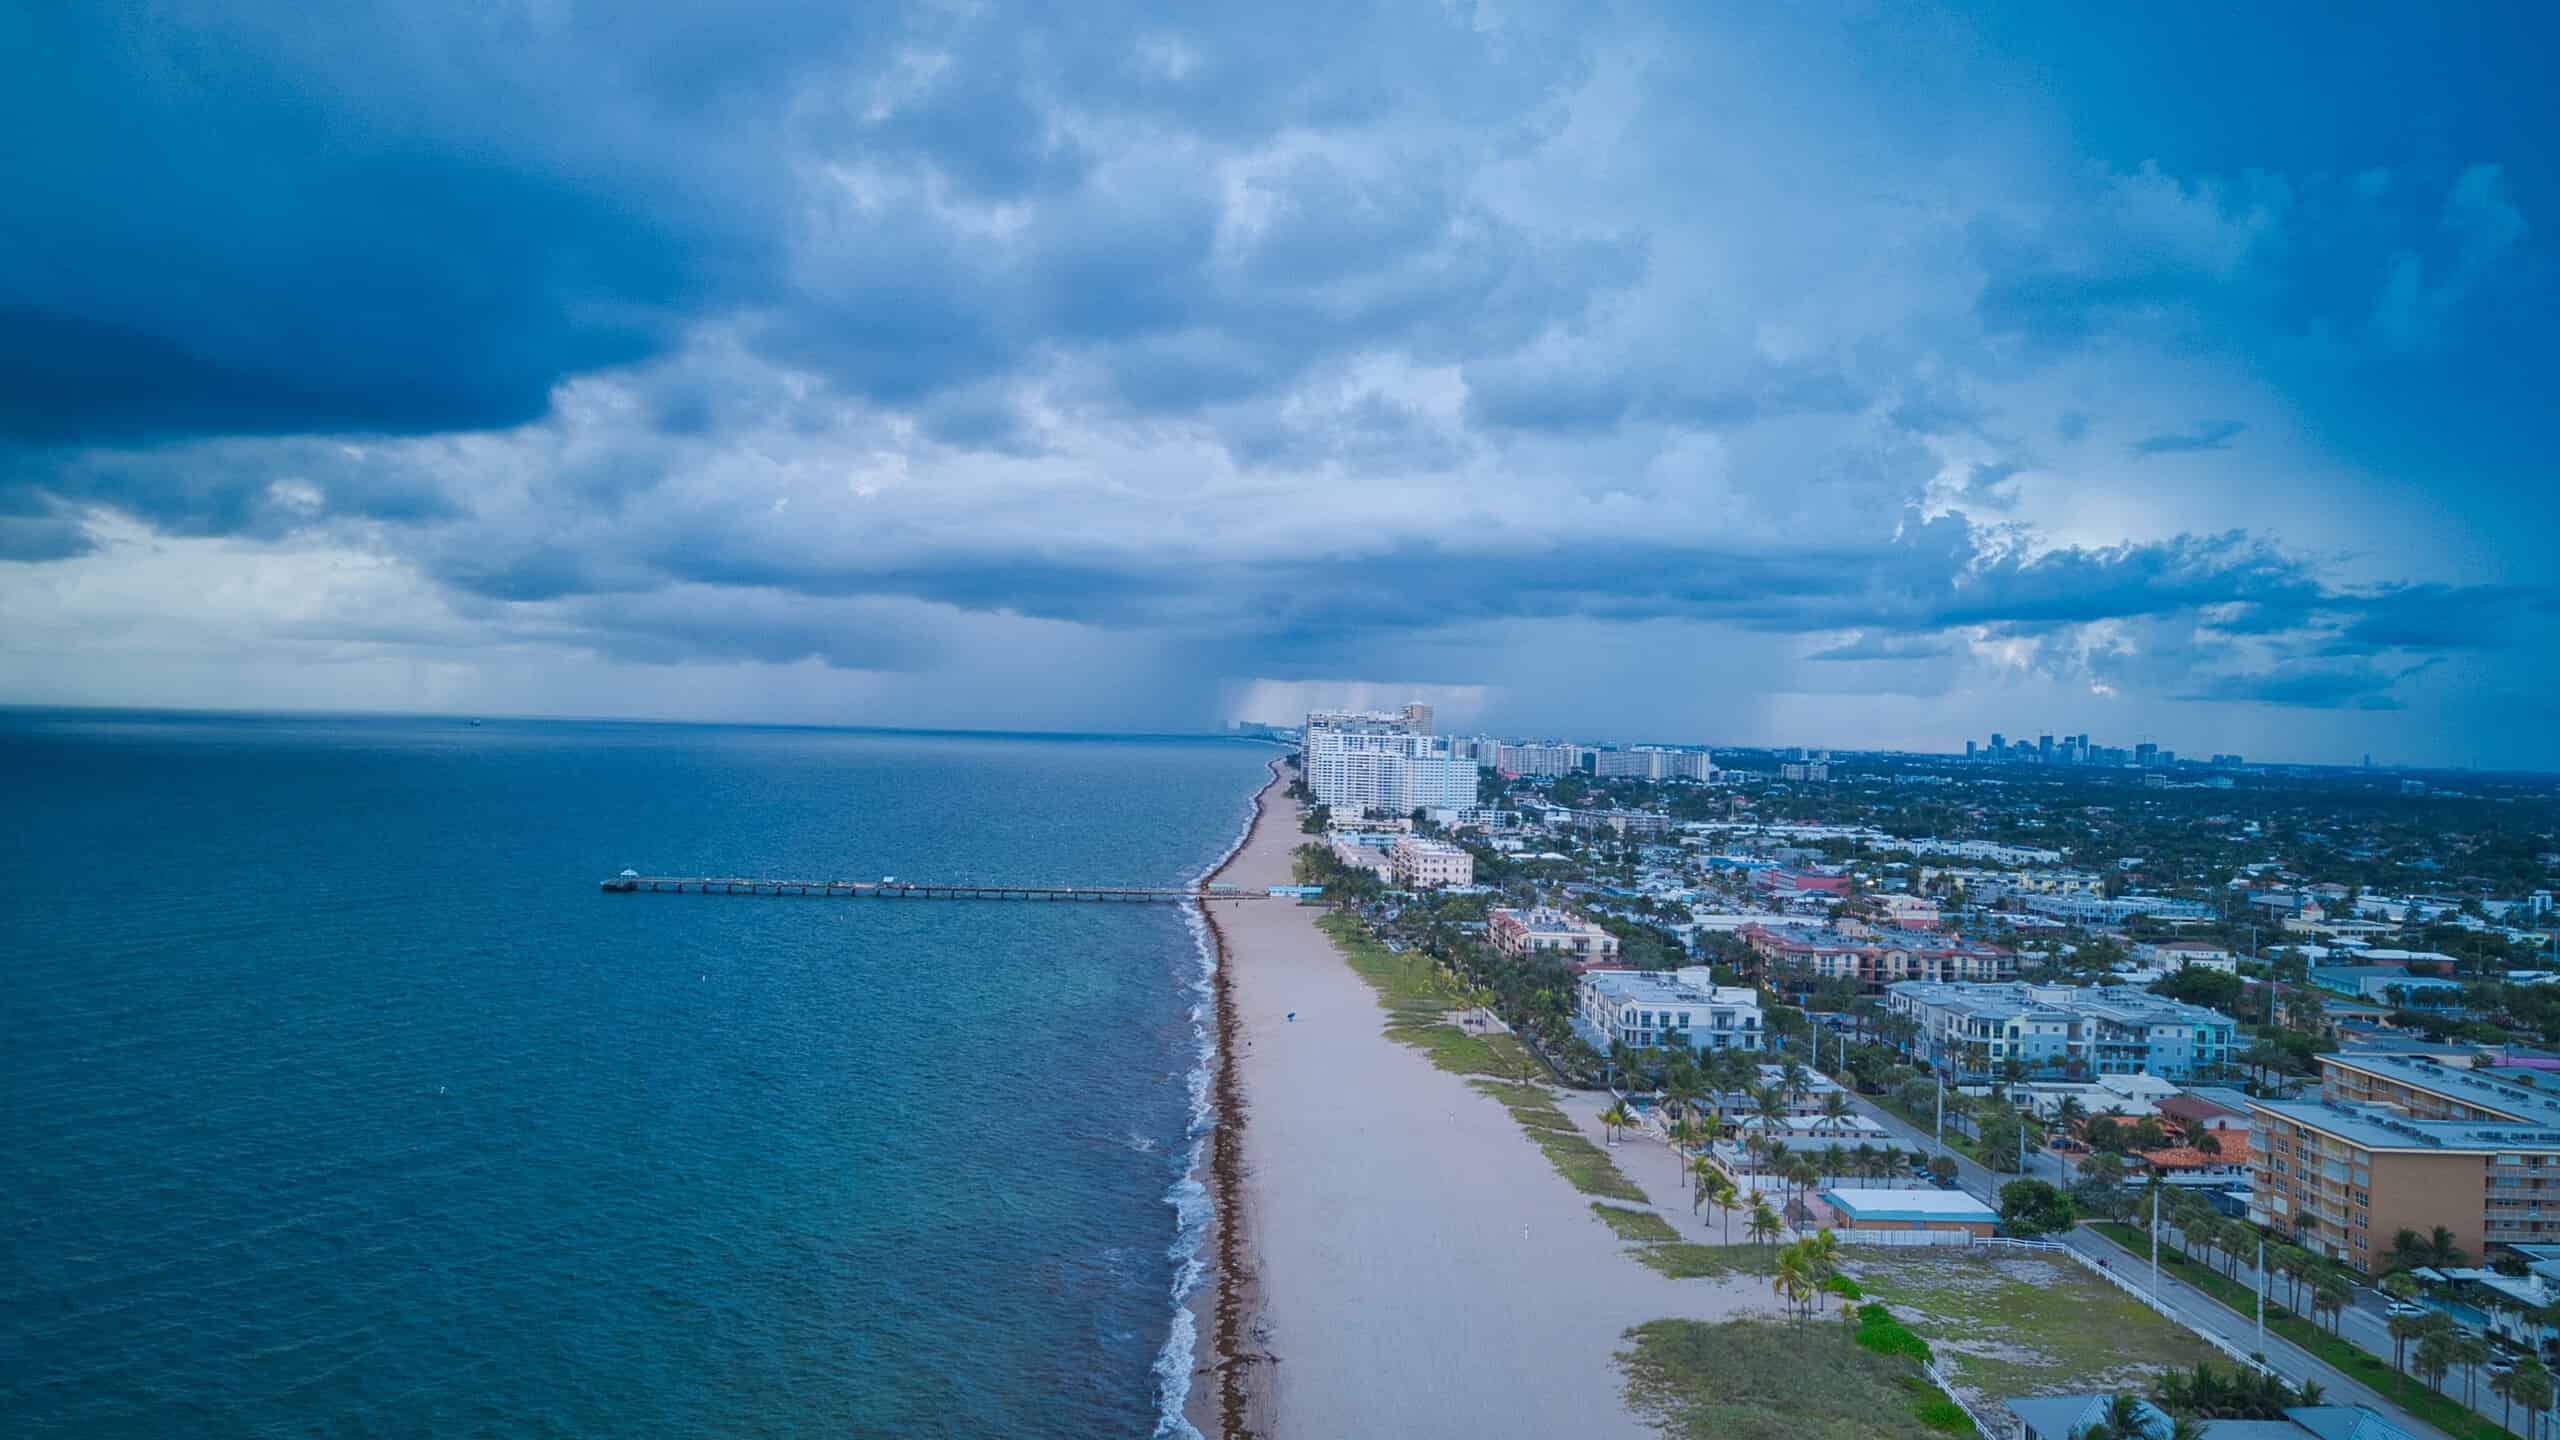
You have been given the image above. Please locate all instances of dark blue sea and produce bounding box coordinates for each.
[0,711,1274,1439]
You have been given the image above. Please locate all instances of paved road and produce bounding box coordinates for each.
[1834,1085,2449,1439]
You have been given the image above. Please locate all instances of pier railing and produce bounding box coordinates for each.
[599,875,1281,903]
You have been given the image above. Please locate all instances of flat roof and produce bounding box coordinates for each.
[2323,1051,2560,1129]
[1821,1188,1995,1221]
[2252,1098,2560,1154]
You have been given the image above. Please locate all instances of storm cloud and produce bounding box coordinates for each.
[1,1,2552,765]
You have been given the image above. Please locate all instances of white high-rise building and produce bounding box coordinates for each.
[1305,730,1477,814]
[1494,742,1588,777]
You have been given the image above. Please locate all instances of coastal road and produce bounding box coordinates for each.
[1833,1087,2448,1439]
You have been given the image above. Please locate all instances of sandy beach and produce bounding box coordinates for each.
[1186,771,1767,1440]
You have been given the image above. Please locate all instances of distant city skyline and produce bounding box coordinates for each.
[3,4,2552,771]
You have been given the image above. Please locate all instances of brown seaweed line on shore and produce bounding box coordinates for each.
[1200,762,1279,1440]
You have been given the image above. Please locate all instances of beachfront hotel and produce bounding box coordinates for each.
[1388,835,1473,890]
[1571,969,1764,1054]
[2249,1052,2560,1272]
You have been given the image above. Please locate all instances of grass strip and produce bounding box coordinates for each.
[1312,914,1647,1202]
[1593,1203,1682,1244]
[1635,1242,1783,1280]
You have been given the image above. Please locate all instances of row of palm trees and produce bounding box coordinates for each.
[1687,1159,1783,1245]
[1769,1229,1843,1324]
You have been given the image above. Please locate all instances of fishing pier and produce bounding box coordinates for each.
[599,873,1294,904]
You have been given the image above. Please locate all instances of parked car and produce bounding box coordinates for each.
[2386,1301,2428,1318]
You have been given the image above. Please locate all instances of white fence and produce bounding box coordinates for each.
[1834,1227,1983,1248]
[1923,1358,2019,1440]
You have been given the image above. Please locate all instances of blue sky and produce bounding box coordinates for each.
[1,1,2552,766]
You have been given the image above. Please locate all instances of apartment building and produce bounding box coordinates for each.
[1388,835,1474,890]
[2017,892,2216,924]
[1745,924,2016,994]
[1303,728,1477,815]
[1572,969,1763,1054]
[1493,742,1588,777]
[2250,1052,2560,1271]
[1487,906,1621,965]
[1883,981,2237,1081]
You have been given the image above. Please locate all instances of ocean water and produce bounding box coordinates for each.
[0,711,1272,1439]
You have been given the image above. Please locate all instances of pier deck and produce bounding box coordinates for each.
[599,875,1277,903]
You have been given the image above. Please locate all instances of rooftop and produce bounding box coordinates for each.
[2322,1051,2560,1129]
[1820,1187,1995,1221]
[2252,1098,2560,1154]
[1490,905,1607,934]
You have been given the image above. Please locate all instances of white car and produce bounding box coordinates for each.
[2385,1300,2428,1318]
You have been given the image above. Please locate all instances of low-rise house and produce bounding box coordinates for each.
[1817,1187,1995,1237]
[2135,939,2240,972]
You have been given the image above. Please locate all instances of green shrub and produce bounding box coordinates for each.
[1854,1303,1933,1365]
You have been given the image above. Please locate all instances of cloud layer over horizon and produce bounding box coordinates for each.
[3,2,2554,766]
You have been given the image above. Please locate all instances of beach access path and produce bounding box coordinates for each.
[1202,776,1766,1440]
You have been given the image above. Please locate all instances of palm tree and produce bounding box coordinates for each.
[2492,1363,2519,1435]
[1820,1089,1854,1128]
[1819,1143,1848,1187]
[1785,1154,1820,1215]
[2312,1276,2350,1336]
[2387,1227,2430,1275]
[2416,1330,2455,1394]
[1772,1243,1814,1323]
[2425,1224,2468,1269]
[1747,1201,1782,1246]
[2055,1094,2088,1138]
[2387,1314,2424,1374]
[2513,1359,2553,1440]
[2453,1333,2491,1408]
[1708,1172,1742,1244]
[2076,1393,2153,1440]
[1600,1100,1634,1147]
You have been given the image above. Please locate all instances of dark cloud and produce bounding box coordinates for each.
[2127,420,2246,457]
[2174,660,2436,711]
[1956,461,2024,510]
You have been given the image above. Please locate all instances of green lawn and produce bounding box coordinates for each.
[1849,1248,2221,1415]
[1620,1317,1969,1439]
[1634,1242,1786,1280]
[1314,913,1645,1202]
[1593,1203,1683,1244]
[2084,1222,2522,1440]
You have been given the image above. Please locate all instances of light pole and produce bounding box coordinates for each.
[2150,1183,2161,1301]
[2255,1235,2266,1356]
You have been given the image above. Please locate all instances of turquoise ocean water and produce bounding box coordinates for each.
[0,711,1272,1439]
